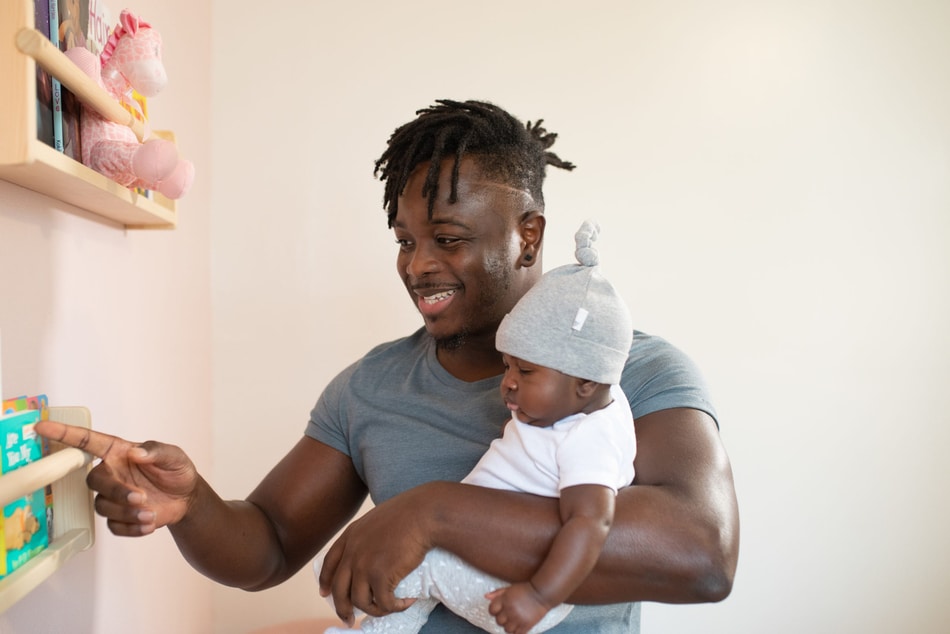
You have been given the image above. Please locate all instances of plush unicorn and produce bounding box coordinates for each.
[65,9,193,199]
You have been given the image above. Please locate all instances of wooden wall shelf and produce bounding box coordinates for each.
[0,406,95,613]
[0,0,178,229]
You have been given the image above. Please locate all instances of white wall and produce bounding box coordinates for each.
[212,1,950,632]
[0,0,214,632]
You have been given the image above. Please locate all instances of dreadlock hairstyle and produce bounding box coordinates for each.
[374,99,576,228]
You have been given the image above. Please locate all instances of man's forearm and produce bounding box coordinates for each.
[168,476,287,590]
[427,480,737,605]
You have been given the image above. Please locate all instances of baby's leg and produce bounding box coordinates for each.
[418,549,573,634]
[323,601,435,633]
[323,549,571,633]
[323,563,438,634]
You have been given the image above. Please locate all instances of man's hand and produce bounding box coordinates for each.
[486,583,551,634]
[318,483,437,625]
[35,420,198,536]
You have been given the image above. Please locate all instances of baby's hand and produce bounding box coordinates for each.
[486,582,550,634]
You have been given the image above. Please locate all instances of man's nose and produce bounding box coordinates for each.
[406,242,440,277]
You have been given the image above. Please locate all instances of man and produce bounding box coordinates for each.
[37,100,739,633]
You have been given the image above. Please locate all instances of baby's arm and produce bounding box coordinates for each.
[486,484,615,634]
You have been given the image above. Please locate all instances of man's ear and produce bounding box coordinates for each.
[519,212,545,267]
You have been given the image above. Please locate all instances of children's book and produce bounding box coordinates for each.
[0,408,49,579]
[55,0,88,162]
[47,0,65,152]
[33,1,55,149]
[86,0,114,56]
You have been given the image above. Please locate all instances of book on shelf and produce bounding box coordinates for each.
[8,396,53,526]
[86,0,114,56]
[0,404,50,580]
[33,1,55,149]
[45,0,66,152]
[54,0,91,162]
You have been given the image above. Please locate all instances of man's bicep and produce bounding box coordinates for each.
[621,407,739,600]
[631,407,732,493]
[567,408,738,604]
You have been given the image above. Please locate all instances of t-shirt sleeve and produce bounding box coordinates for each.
[556,425,630,494]
[555,389,637,493]
[622,332,718,425]
[305,361,358,457]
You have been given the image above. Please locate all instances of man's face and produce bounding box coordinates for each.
[392,158,538,349]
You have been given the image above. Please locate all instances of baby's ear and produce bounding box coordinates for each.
[575,379,599,398]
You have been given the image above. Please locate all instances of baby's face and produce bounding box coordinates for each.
[498,354,586,427]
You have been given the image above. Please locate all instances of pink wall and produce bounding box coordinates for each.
[0,1,213,631]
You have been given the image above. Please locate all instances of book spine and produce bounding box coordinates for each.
[48,0,64,152]
[33,0,55,148]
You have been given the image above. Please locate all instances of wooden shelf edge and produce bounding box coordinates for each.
[0,406,96,614]
[0,140,178,229]
[0,529,92,614]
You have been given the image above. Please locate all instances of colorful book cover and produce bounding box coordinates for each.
[86,0,113,56]
[2,394,48,419]
[34,0,55,149]
[0,409,49,579]
[56,0,89,162]
[1,396,27,415]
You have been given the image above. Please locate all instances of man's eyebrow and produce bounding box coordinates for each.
[392,217,474,231]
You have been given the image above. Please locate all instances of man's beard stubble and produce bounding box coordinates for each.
[434,252,513,352]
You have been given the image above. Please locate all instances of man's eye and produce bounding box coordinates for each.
[395,239,412,249]
[437,237,461,246]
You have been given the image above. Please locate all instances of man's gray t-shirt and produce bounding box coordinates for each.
[308,329,717,633]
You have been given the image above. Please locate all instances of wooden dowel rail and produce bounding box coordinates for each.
[0,448,92,508]
[14,27,146,142]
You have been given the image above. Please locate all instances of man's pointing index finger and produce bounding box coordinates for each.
[35,420,125,460]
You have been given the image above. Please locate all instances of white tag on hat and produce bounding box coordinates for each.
[572,308,589,332]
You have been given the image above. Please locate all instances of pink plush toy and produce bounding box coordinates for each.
[65,9,193,199]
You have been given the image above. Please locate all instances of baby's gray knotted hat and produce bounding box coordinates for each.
[496,220,633,384]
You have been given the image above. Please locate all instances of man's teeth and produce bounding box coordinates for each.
[423,290,456,305]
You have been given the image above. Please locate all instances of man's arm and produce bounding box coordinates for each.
[35,421,368,591]
[451,407,738,604]
[322,407,738,614]
[174,437,368,590]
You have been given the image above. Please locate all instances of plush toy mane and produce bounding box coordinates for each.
[99,15,152,67]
